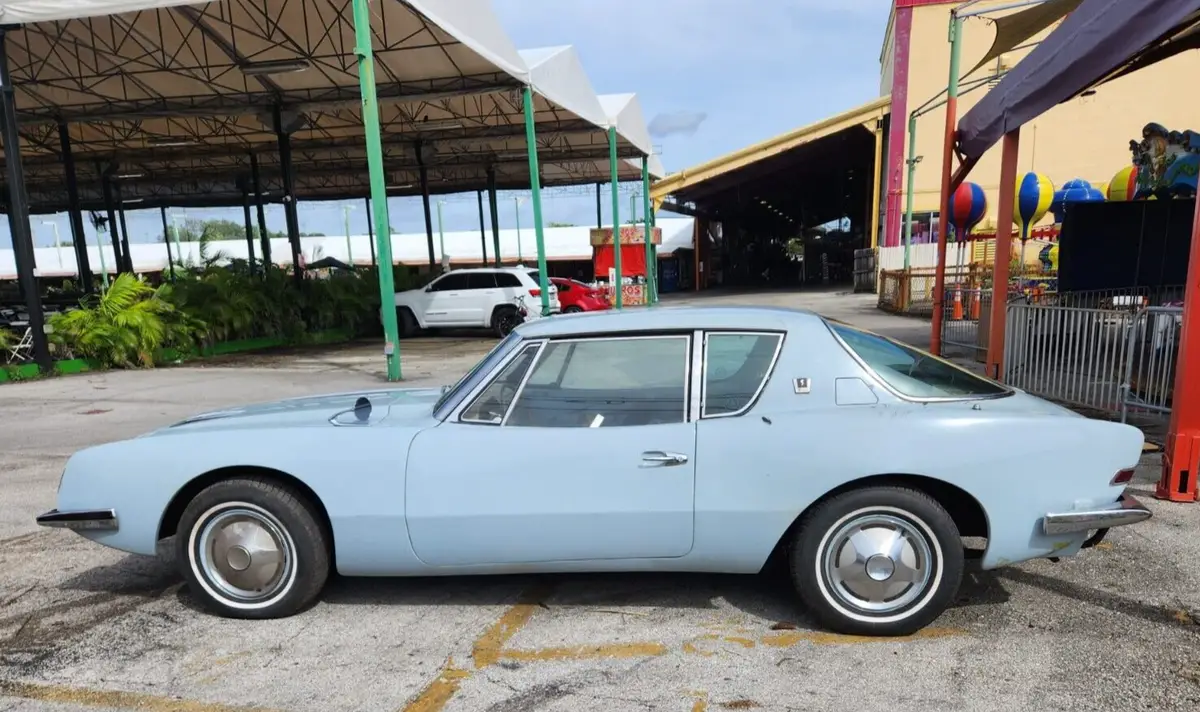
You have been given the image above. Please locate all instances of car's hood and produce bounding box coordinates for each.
[150,386,444,434]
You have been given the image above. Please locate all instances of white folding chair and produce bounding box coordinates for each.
[6,326,32,363]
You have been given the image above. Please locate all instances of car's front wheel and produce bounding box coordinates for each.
[175,477,330,619]
[789,486,962,636]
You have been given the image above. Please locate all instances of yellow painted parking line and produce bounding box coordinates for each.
[471,583,555,669]
[403,583,555,712]
[1143,442,1162,453]
[499,641,668,663]
[0,680,282,712]
[399,659,469,712]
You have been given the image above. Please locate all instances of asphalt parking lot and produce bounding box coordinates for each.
[2,289,1199,712]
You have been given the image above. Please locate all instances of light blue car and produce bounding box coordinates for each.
[37,306,1151,636]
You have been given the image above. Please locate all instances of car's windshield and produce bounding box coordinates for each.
[433,331,523,417]
[827,320,1010,400]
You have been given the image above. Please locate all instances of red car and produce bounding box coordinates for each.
[549,277,611,312]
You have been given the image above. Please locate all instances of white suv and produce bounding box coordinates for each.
[393,267,560,338]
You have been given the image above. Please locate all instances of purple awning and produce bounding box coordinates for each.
[957,0,1200,161]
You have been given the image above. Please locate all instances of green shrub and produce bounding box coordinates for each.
[48,273,181,368]
[44,256,393,372]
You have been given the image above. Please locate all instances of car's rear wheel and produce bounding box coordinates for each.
[789,486,962,636]
[175,477,329,619]
[563,305,583,313]
[492,306,521,337]
[396,307,420,338]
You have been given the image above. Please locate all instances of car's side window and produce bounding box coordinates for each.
[494,273,522,288]
[555,282,571,292]
[460,343,543,424]
[468,273,498,289]
[701,332,783,417]
[430,273,470,291]
[505,335,690,428]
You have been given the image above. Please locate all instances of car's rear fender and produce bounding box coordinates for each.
[693,405,1144,573]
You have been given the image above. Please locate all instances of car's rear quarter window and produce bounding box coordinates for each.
[828,321,1009,399]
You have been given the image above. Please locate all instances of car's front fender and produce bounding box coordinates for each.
[54,424,430,575]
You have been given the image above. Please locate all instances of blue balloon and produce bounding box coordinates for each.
[1050,178,1105,223]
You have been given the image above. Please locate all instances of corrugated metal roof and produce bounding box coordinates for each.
[650,95,890,202]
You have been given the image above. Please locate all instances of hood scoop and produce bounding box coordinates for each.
[330,395,384,426]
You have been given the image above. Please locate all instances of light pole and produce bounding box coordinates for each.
[436,199,448,270]
[342,204,355,267]
[629,192,638,226]
[513,196,525,262]
[41,220,63,267]
[171,211,184,268]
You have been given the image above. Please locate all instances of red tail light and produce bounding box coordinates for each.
[529,288,541,297]
[1111,468,1136,485]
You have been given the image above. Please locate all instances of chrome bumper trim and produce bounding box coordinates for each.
[35,508,118,531]
[1043,494,1151,535]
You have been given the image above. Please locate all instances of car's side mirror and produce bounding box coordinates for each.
[425,286,433,293]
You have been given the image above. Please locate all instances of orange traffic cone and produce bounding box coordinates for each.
[969,290,980,320]
[952,288,964,321]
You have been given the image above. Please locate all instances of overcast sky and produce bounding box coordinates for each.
[7,0,891,250]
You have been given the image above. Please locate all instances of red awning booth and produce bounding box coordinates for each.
[590,226,662,306]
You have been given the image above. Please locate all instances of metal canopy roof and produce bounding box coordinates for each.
[651,95,889,206]
[0,0,656,212]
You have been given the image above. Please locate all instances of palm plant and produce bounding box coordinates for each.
[48,273,178,368]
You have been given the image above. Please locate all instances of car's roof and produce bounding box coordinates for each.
[514,305,823,338]
[440,266,537,275]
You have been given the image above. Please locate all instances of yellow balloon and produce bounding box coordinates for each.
[1014,172,1055,238]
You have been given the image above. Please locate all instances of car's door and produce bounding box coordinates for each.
[422,272,472,326]
[466,272,501,326]
[405,333,699,566]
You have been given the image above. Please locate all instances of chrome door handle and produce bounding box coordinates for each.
[640,451,689,468]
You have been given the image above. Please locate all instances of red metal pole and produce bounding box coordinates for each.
[1158,192,1200,502]
[929,98,956,356]
[985,129,1021,380]
[929,14,964,356]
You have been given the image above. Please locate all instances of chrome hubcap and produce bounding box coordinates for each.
[196,504,295,604]
[822,513,933,615]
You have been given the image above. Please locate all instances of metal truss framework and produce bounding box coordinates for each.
[0,0,652,211]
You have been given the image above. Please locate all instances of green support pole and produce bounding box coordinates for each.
[608,126,622,309]
[352,0,401,381]
[642,156,654,304]
[903,111,918,271]
[522,86,551,317]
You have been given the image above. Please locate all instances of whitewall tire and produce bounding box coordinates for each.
[175,477,330,619]
[790,486,963,636]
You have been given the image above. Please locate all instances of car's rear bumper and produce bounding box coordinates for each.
[1042,494,1151,535]
[36,508,119,531]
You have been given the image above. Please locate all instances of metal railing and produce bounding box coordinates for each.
[853,247,877,294]
[940,287,993,360]
[1002,300,1184,422]
[1003,303,1137,415]
[1119,306,1183,422]
[878,267,972,317]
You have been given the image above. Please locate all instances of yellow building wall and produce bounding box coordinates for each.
[903,0,1200,232]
